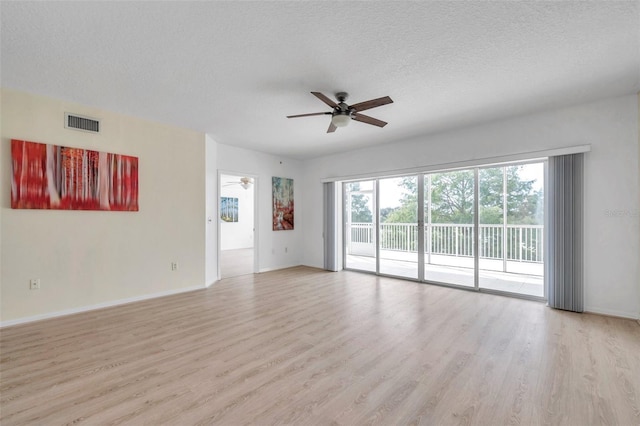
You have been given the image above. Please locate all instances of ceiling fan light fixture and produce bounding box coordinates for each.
[331,112,351,128]
[240,177,252,190]
[287,92,392,133]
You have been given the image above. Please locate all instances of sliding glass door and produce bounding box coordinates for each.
[343,160,545,299]
[378,176,418,279]
[478,163,544,297]
[424,170,475,287]
[344,180,376,272]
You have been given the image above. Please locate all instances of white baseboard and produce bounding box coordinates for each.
[258,263,303,273]
[3,279,636,327]
[584,306,639,321]
[0,285,204,328]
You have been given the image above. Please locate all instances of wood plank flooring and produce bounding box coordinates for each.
[1,266,639,425]
[220,248,254,279]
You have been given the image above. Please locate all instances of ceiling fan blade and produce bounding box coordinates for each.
[311,92,338,108]
[327,121,337,133]
[350,96,393,112]
[287,112,331,118]
[352,113,388,128]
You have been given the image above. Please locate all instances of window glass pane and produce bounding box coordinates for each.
[478,163,544,297]
[424,170,475,287]
[379,176,418,279]
[344,181,376,272]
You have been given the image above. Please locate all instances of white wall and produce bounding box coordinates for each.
[302,94,640,319]
[205,135,218,286]
[217,144,303,272]
[220,177,254,250]
[3,89,636,323]
[0,89,207,324]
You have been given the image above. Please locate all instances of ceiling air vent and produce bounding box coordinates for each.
[64,113,100,133]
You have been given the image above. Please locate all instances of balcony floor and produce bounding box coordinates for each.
[346,251,544,298]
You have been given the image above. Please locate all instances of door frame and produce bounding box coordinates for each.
[217,170,259,280]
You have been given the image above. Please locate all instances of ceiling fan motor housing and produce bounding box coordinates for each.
[334,92,352,118]
[335,92,349,103]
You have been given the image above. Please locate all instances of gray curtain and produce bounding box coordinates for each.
[323,182,339,271]
[546,153,584,312]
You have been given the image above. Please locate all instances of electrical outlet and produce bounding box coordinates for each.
[171,262,178,271]
[285,247,288,253]
[30,279,40,290]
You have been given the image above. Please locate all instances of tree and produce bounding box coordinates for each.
[379,207,396,223]
[382,166,542,225]
[504,166,543,225]
[384,177,418,223]
[431,167,544,224]
[478,166,542,224]
[430,170,475,223]
[347,183,373,223]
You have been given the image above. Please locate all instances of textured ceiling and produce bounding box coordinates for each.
[2,1,639,160]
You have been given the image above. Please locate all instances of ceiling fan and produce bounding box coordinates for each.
[223,177,253,190]
[287,92,393,133]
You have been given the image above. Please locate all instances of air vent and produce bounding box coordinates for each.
[65,113,100,133]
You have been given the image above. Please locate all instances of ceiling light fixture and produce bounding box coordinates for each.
[240,177,252,190]
[288,92,392,133]
[331,112,351,128]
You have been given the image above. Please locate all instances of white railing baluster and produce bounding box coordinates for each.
[347,222,544,265]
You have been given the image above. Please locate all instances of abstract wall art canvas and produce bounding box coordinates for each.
[272,176,294,230]
[11,139,139,211]
[220,197,238,222]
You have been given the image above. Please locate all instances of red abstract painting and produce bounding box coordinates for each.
[11,139,138,211]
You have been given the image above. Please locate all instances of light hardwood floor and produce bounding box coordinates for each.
[220,248,254,279]
[1,267,639,425]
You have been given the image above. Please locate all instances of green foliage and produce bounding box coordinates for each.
[379,207,396,222]
[350,193,372,222]
[347,182,373,223]
[384,177,418,223]
[381,166,542,225]
[430,170,475,223]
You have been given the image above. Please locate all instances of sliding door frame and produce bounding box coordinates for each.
[375,179,380,275]
[474,159,548,301]
[342,180,378,276]
[342,159,547,302]
[417,175,425,281]
[474,168,480,291]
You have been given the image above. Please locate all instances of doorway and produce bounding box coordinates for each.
[219,173,256,279]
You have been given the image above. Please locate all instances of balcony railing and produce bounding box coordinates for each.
[349,222,543,263]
